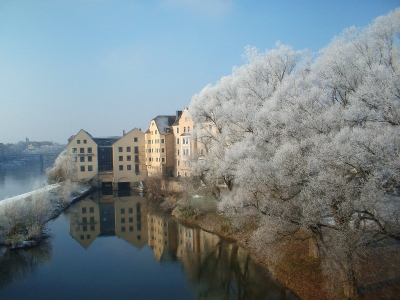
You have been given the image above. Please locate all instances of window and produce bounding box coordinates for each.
[82,226,87,232]
[184,127,186,132]
[80,166,85,172]
[89,207,94,213]
[121,217,125,223]
[129,217,133,223]
[176,138,179,144]
[90,217,94,222]
[162,158,165,162]
[88,156,92,162]
[177,160,180,167]
[134,146,139,154]
[83,140,87,144]
[118,147,123,152]
[188,126,190,132]
[177,149,180,155]
[129,226,133,232]
[161,138,165,143]
[134,137,138,142]
[72,148,77,153]
[135,155,139,162]
[119,165,123,171]
[119,156,123,161]
[80,156,85,162]
[121,208,125,214]
[90,225,95,231]
[155,130,158,134]
[77,140,81,144]
[177,171,180,177]
[184,172,187,177]
[82,207,87,214]
[165,128,170,133]
[126,146,131,152]
[177,128,179,134]
[82,217,87,223]
[128,208,133,213]
[80,148,84,153]
[147,140,151,144]
[161,148,165,153]
[135,164,139,173]
[127,155,131,161]
[121,226,126,232]
[87,147,92,153]
[88,165,93,171]
[127,165,131,170]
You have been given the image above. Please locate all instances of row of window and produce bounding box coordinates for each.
[76,139,87,144]
[78,156,93,162]
[147,139,165,144]
[118,164,140,172]
[176,126,190,134]
[118,145,139,152]
[147,157,165,162]
[80,166,93,172]
[177,160,191,167]
[176,137,190,144]
[73,147,92,154]
[177,149,190,156]
[146,148,165,153]
[177,171,189,177]
[118,155,139,162]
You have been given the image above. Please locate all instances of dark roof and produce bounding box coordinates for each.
[92,136,122,146]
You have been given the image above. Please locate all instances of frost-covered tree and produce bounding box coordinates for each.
[46,150,77,183]
[190,8,400,298]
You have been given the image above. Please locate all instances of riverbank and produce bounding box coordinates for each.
[171,210,329,300]
[0,182,96,249]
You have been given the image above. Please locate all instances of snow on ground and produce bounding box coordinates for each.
[0,184,61,208]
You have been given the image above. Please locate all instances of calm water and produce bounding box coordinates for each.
[0,161,53,200]
[0,164,298,300]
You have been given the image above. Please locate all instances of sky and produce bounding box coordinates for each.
[0,0,399,144]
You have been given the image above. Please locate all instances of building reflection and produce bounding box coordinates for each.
[69,191,148,249]
[68,193,294,299]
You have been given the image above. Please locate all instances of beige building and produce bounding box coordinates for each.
[144,114,177,178]
[69,198,101,249]
[67,128,147,190]
[112,128,147,190]
[114,194,148,248]
[172,108,195,178]
[66,129,98,182]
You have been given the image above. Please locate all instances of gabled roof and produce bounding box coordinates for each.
[152,115,176,134]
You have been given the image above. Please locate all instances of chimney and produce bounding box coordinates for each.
[123,130,126,136]
[176,110,182,119]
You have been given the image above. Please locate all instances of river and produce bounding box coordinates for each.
[0,163,298,300]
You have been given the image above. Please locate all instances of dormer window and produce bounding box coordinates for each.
[165,128,170,133]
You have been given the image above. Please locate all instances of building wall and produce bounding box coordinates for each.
[112,128,146,189]
[145,118,175,178]
[173,108,195,178]
[66,129,98,181]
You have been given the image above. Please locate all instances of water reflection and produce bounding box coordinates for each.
[0,241,52,288]
[68,191,296,299]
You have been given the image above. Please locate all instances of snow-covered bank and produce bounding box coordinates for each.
[0,182,96,249]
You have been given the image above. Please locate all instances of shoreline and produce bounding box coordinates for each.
[171,210,329,300]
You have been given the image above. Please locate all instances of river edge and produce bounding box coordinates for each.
[170,209,331,300]
[0,183,97,249]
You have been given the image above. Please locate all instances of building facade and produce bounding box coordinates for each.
[172,108,195,178]
[144,115,177,178]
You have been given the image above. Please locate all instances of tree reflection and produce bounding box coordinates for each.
[0,241,52,289]
[177,227,293,300]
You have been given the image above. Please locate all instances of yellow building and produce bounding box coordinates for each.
[144,114,177,178]
[112,128,147,190]
[69,198,101,249]
[67,128,147,190]
[66,129,98,182]
[172,108,195,178]
[147,213,178,261]
[114,194,148,248]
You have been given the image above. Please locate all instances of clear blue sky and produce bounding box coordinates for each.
[0,0,398,144]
